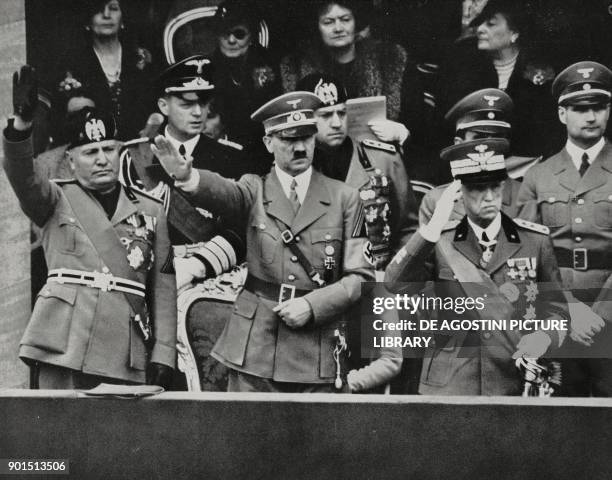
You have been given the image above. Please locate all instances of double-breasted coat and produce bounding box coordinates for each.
[183,167,375,383]
[385,213,568,395]
[3,133,176,383]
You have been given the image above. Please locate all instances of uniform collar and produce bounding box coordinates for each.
[467,213,502,243]
[274,165,313,204]
[565,137,605,171]
[164,126,200,158]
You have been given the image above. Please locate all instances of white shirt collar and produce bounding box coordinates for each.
[164,126,200,158]
[468,213,502,244]
[565,137,605,171]
[274,165,313,204]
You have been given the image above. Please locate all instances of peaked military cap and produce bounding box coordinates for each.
[65,107,117,149]
[552,61,612,106]
[251,91,322,138]
[158,55,214,95]
[445,88,513,134]
[441,138,510,184]
[296,73,349,107]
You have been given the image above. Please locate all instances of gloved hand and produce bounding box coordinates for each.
[368,120,410,144]
[146,362,174,390]
[13,65,38,123]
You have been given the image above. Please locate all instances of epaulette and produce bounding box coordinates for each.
[513,218,550,235]
[218,137,244,151]
[361,138,397,154]
[51,178,77,185]
[130,186,164,204]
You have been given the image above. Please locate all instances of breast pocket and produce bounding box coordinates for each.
[22,283,77,354]
[593,192,612,229]
[311,227,343,269]
[251,219,279,265]
[537,191,570,228]
[58,214,85,256]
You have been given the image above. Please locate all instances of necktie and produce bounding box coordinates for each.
[578,152,590,177]
[479,231,496,268]
[289,178,301,214]
[178,144,186,158]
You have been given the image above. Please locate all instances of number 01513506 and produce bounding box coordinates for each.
[0,459,69,474]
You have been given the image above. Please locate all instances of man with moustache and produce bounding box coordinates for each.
[385,138,568,395]
[152,91,375,392]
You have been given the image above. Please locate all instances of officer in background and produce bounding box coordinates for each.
[123,55,254,391]
[3,66,176,389]
[296,73,418,393]
[153,91,375,392]
[420,88,524,225]
[518,61,612,396]
[385,138,568,395]
[297,73,419,276]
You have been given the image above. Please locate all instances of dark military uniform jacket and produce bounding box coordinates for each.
[385,213,568,395]
[183,167,375,383]
[315,138,418,271]
[3,133,177,383]
[420,178,523,226]
[518,142,612,306]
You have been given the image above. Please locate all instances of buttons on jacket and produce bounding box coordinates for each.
[288,274,296,281]
[575,217,583,224]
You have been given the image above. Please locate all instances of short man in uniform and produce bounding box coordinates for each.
[154,91,375,392]
[518,61,612,396]
[420,88,524,225]
[3,66,176,389]
[385,138,568,395]
[297,73,418,392]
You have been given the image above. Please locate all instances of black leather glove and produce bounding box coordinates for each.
[146,362,174,390]
[13,65,38,122]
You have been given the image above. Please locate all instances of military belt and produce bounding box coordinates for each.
[554,248,612,271]
[48,268,146,297]
[244,274,311,304]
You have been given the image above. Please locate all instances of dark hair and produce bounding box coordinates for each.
[471,0,527,36]
[314,0,369,33]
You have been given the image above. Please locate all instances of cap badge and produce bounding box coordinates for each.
[577,68,594,79]
[488,112,495,119]
[85,119,106,142]
[483,95,500,107]
[288,111,306,123]
[287,99,302,109]
[185,58,210,75]
[314,78,338,105]
[583,83,592,90]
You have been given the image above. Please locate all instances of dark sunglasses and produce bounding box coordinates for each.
[223,27,250,40]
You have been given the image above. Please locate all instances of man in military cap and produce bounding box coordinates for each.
[518,61,612,396]
[385,138,568,395]
[3,66,177,389]
[421,88,525,225]
[298,73,419,275]
[295,73,417,392]
[153,90,375,392]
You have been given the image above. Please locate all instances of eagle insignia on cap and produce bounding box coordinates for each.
[287,99,302,109]
[577,68,594,79]
[185,58,210,75]
[85,119,106,142]
[469,144,494,168]
[483,95,499,107]
[314,78,339,105]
